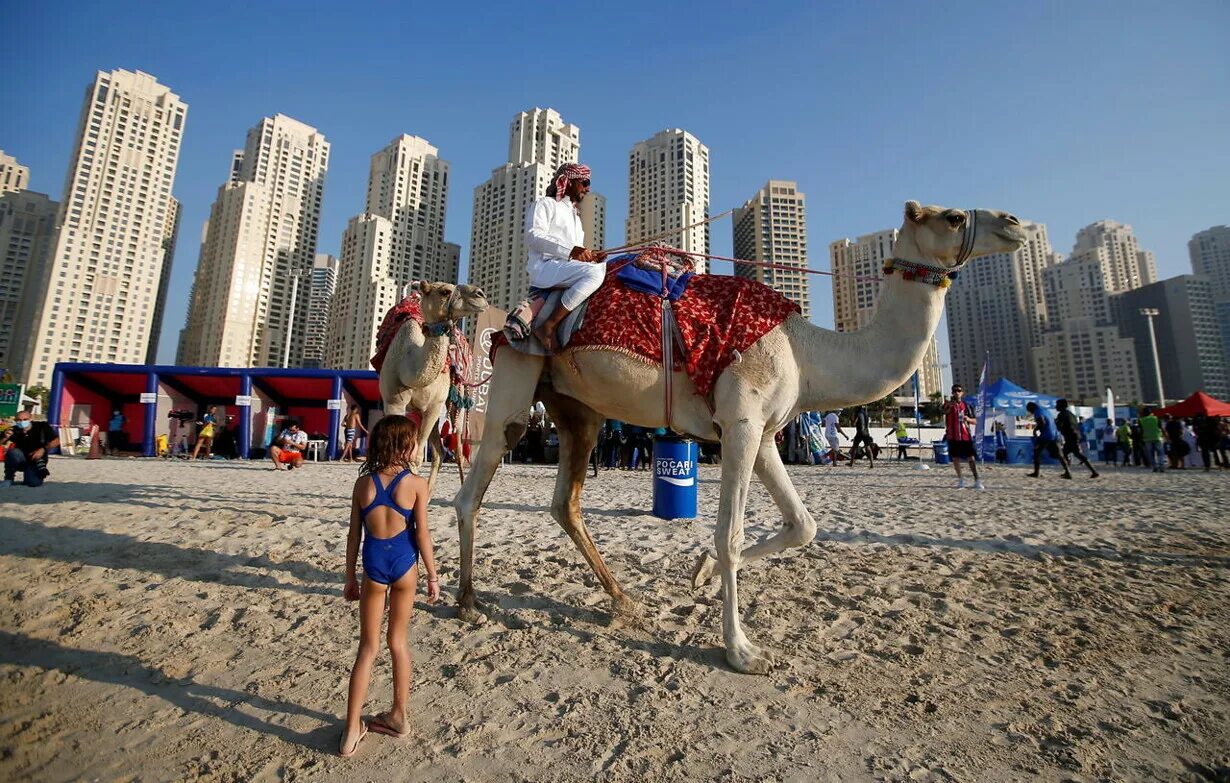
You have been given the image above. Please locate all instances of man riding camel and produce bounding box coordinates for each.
[525,162,606,352]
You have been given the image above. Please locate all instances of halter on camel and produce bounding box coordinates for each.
[881,208,979,288]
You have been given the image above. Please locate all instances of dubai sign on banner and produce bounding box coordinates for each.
[465,306,507,448]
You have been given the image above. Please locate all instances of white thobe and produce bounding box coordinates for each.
[525,196,604,310]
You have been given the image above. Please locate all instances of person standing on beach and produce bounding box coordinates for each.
[847,405,876,468]
[1056,399,1099,478]
[943,384,983,489]
[1116,419,1134,467]
[1139,407,1165,472]
[524,163,605,353]
[1101,419,1119,466]
[1026,401,1071,479]
[339,405,368,463]
[191,406,218,460]
[107,409,127,456]
[340,414,439,757]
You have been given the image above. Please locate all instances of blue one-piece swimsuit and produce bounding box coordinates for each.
[360,470,418,585]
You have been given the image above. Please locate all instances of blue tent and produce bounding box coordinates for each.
[980,377,1059,416]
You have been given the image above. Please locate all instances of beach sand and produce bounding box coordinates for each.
[1,456,1227,781]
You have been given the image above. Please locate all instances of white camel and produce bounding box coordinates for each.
[452,202,1026,673]
[377,281,488,493]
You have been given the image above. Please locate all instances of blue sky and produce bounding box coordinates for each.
[3,1,1228,373]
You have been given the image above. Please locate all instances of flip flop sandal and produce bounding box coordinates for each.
[339,722,368,758]
[368,713,410,739]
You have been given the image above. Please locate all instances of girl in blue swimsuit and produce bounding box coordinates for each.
[340,414,439,758]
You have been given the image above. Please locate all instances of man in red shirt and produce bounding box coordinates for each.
[943,384,984,490]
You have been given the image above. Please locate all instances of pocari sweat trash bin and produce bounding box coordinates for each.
[653,436,698,520]
[932,441,951,465]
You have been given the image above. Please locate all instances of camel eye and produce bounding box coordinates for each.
[945,212,966,228]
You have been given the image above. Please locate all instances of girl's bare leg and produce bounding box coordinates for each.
[342,578,386,754]
[377,565,417,734]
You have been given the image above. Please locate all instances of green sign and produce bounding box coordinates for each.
[0,383,22,418]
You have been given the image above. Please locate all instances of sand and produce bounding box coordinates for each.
[1,456,1227,782]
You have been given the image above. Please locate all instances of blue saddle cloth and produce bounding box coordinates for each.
[610,255,693,301]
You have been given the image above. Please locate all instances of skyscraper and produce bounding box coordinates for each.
[1068,220,1156,293]
[179,114,329,367]
[946,221,1059,390]
[732,180,810,318]
[326,134,458,370]
[626,129,710,273]
[1189,225,1230,364]
[303,253,338,369]
[1027,220,1157,401]
[21,69,186,385]
[145,196,180,364]
[0,150,30,194]
[469,109,605,312]
[1111,276,1229,401]
[0,153,58,375]
[829,229,942,396]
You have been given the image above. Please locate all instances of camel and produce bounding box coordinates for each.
[453,202,1027,673]
[377,281,488,492]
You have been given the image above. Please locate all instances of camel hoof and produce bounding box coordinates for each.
[726,644,774,675]
[690,551,717,590]
[457,605,488,625]
[609,594,641,625]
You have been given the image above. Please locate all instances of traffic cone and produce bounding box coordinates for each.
[86,425,102,460]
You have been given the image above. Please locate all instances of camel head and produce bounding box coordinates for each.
[899,201,1027,269]
[416,281,489,324]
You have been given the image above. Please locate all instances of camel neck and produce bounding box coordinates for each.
[794,240,947,410]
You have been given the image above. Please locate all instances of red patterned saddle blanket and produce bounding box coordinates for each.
[371,295,423,373]
[564,268,800,397]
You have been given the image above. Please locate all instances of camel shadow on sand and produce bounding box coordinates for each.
[813,528,1230,569]
[0,516,338,596]
[0,630,337,751]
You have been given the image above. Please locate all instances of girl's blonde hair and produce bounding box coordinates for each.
[360,415,419,476]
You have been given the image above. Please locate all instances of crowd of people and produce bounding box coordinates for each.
[1098,407,1229,472]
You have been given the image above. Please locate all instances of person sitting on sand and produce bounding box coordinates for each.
[339,414,439,758]
[269,420,308,470]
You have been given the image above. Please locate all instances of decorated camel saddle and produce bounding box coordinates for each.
[500,247,800,398]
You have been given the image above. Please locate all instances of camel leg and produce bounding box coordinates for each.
[712,419,773,674]
[692,435,817,587]
[539,390,635,617]
[453,350,543,624]
[426,420,444,497]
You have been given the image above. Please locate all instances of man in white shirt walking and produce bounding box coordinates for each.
[823,410,846,466]
[525,163,605,352]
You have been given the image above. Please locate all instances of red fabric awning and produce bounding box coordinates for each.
[1154,391,1230,418]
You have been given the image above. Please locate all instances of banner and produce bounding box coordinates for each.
[911,370,921,422]
[974,354,990,460]
[465,306,507,447]
[0,383,23,418]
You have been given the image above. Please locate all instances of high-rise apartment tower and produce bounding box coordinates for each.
[21,69,186,385]
[626,129,710,273]
[326,135,459,369]
[179,114,329,367]
[732,180,810,318]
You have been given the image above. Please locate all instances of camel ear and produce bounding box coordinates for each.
[905,201,926,224]
[416,280,433,295]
